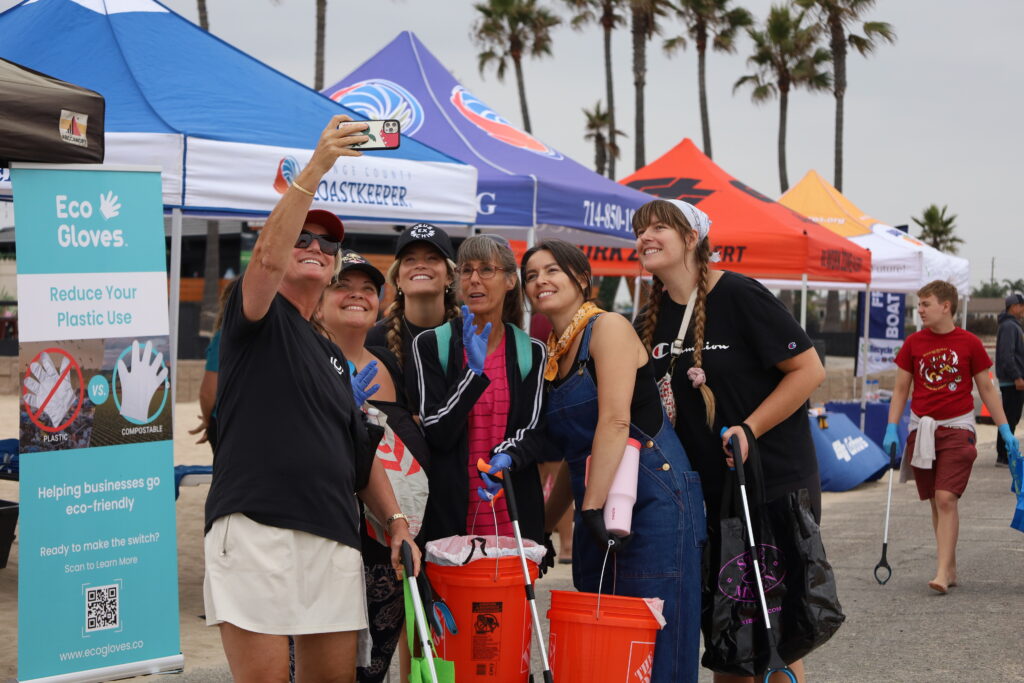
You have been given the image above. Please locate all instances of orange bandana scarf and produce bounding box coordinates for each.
[543,301,606,381]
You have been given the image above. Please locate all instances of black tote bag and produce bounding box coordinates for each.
[700,428,844,675]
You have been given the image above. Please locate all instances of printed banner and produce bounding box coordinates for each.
[856,291,906,377]
[12,164,182,682]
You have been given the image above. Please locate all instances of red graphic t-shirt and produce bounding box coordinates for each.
[895,327,991,420]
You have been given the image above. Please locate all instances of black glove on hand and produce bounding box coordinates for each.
[581,508,631,552]
[539,533,556,578]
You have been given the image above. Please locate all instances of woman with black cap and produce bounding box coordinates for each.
[203,116,420,683]
[319,250,431,683]
[366,223,459,411]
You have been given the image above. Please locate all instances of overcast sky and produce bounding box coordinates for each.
[3,0,1019,287]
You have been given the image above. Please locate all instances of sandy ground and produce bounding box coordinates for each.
[0,397,1015,682]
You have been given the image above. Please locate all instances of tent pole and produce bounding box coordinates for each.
[859,287,871,431]
[632,277,642,322]
[961,294,969,327]
[169,208,183,416]
[800,274,808,329]
[523,226,536,329]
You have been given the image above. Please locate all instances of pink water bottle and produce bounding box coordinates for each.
[604,438,642,537]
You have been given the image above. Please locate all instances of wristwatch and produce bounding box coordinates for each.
[385,512,409,531]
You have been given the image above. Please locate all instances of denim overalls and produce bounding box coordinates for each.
[545,316,707,683]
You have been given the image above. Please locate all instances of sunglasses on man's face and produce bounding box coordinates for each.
[294,230,341,255]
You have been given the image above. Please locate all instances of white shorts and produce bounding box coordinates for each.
[203,513,368,635]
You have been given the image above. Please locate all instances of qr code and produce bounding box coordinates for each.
[85,583,120,632]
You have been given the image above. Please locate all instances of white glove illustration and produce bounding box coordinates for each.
[24,352,77,426]
[117,340,168,422]
[99,191,121,220]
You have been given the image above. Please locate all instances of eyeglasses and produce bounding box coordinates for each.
[294,230,341,255]
[457,264,506,280]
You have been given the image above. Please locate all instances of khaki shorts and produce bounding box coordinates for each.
[203,513,367,635]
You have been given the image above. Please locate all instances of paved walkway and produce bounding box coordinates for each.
[3,425,1021,682]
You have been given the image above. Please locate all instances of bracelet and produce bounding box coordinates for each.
[385,512,409,531]
[290,180,315,197]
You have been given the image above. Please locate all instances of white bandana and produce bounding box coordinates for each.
[664,199,718,262]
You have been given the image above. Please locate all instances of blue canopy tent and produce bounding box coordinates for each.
[0,0,478,399]
[325,31,651,246]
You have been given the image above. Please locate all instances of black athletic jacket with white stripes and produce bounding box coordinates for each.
[412,319,547,544]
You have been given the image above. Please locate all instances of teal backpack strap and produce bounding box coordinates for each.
[435,321,453,374]
[510,325,533,379]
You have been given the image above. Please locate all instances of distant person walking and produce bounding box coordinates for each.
[885,281,1020,594]
[995,292,1024,466]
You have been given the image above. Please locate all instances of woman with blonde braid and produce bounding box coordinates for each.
[366,224,459,411]
[634,199,826,683]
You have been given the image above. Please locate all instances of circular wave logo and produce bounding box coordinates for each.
[273,156,301,194]
[328,79,425,136]
[450,86,562,159]
[718,544,786,602]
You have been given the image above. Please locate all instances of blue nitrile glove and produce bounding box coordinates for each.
[478,452,511,499]
[999,423,1020,458]
[350,360,380,407]
[461,305,491,375]
[882,423,900,457]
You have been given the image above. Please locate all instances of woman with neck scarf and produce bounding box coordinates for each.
[412,235,548,546]
[522,239,706,683]
[633,199,827,683]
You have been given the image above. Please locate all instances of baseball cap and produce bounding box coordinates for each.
[395,223,454,261]
[1006,292,1024,308]
[303,209,345,242]
[338,250,385,292]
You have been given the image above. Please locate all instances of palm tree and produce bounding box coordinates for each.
[314,0,327,91]
[196,0,220,335]
[663,0,752,159]
[1004,278,1024,295]
[913,204,963,254]
[583,101,626,175]
[630,0,669,169]
[797,0,894,191]
[734,5,831,193]
[562,0,627,178]
[474,0,562,134]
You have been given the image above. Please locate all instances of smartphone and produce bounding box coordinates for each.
[347,119,401,150]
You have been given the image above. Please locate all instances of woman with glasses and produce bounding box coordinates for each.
[366,224,459,413]
[319,250,431,683]
[412,235,549,547]
[203,116,420,683]
[521,239,705,683]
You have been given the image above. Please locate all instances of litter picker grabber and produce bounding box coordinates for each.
[874,443,898,585]
[477,459,554,683]
[729,436,797,683]
[402,540,439,683]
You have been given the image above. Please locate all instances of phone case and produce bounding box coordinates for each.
[350,119,401,150]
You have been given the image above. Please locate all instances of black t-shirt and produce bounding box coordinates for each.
[361,346,432,563]
[205,284,365,549]
[366,317,432,411]
[647,271,818,506]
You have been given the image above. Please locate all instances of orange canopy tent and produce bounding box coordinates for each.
[619,139,872,286]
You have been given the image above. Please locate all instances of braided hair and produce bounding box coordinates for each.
[632,199,716,428]
[381,255,458,368]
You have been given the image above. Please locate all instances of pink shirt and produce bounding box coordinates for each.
[465,335,514,537]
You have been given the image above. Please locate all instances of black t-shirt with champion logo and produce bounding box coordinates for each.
[205,284,364,549]
[647,271,818,507]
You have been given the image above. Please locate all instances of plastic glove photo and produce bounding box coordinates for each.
[117,340,168,423]
[23,351,77,426]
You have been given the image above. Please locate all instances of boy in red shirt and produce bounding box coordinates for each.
[885,280,1020,594]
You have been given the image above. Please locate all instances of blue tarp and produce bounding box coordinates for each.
[809,413,891,492]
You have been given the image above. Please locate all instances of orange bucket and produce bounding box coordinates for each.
[426,556,538,682]
[547,590,661,683]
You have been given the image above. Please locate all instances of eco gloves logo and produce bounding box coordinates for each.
[56,192,125,248]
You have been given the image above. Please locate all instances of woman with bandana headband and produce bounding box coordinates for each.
[633,199,827,683]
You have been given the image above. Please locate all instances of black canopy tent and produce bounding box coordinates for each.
[0,56,104,165]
